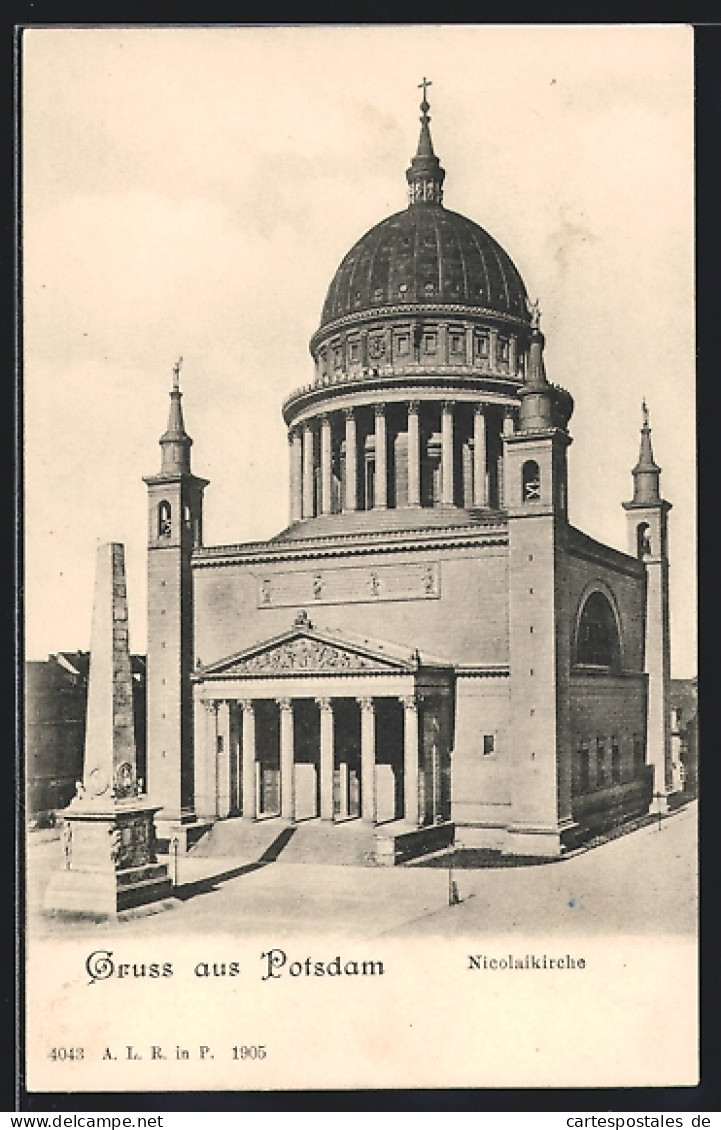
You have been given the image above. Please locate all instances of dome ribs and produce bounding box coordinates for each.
[316,206,530,333]
[488,238,512,311]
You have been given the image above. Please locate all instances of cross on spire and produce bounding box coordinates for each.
[173,356,183,392]
[419,76,432,105]
[642,398,649,429]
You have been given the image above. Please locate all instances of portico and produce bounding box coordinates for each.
[191,614,454,837]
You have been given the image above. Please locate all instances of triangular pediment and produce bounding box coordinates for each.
[198,626,416,679]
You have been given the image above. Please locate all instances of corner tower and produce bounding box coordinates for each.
[504,315,575,855]
[144,361,208,841]
[623,402,672,810]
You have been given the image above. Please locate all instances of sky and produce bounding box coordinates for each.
[22,24,696,676]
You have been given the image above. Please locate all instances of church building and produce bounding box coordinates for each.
[143,90,672,862]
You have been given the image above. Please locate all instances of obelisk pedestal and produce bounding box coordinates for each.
[44,543,173,918]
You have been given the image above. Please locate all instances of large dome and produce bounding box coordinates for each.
[280,90,571,531]
[320,204,529,331]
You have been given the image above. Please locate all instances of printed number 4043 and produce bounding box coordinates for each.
[232,1046,266,1060]
[49,1048,84,1061]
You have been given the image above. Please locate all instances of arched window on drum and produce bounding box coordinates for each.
[574,590,621,671]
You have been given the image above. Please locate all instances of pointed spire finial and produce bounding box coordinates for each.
[406,79,445,206]
[159,359,192,474]
[626,398,662,506]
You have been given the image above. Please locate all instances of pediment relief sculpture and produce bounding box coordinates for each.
[225,636,387,675]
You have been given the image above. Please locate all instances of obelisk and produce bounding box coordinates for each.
[44,543,173,917]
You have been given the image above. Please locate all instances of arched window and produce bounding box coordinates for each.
[575,590,621,670]
[158,501,172,538]
[522,459,541,501]
[636,521,651,558]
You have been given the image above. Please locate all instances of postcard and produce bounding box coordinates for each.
[22,24,697,1095]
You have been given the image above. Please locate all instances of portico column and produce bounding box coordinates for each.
[499,409,515,508]
[473,405,488,507]
[401,695,420,827]
[302,423,314,519]
[289,428,302,523]
[240,699,257,820]
[374,404,388,509]
[278,698,295,821]
[344,408,358,512]
[320,413,333,515]
[217,700,232,818]
[193,695,209,818]
[358,697,376,823]
[441,401,455,505]
[195,700,218,819]
[407,400,421,507]
[317,698,335,821]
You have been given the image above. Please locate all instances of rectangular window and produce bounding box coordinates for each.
[450,333,464,354]
[611,737,621,784]
[578,745,590,792]
[396,335,410,355]
[424,333,437,354]
[348,340,359,362]
[475,333,489,357]
[483,734,495,756]
[596,738,606,788]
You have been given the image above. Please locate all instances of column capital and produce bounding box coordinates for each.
[315,696,334,714]
[407,399,421,415]
[374,402,387,419]
[277,698,293,713]
[399,694,419,712]
[474,402,486,417]
[239,699,255,715]
[357,696,375,713]
[320,412,331,426]
[202,700,218,716]
[343,406,355,421]
[288,427,298,444]
[442,399,456,413]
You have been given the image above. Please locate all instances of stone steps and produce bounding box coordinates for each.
[189,817,295,862]
[275,819,377,866]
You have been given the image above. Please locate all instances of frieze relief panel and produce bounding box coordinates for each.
[256,562,440,609]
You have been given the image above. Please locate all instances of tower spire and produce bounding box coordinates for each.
[406,78,445,206]
[518,301,553,431]
[159,357,193,475]
[629,399,662,506]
